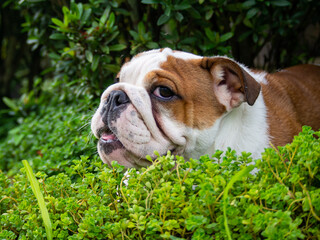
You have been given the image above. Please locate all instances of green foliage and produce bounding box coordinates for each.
[0,96,97,175]
[3,0,317,103]
[1,127,319,239]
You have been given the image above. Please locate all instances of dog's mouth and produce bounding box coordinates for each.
[100,131,118,143]
[98,127,123,147]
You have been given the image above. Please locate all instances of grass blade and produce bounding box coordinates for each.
[223,165,255,240]
[22,160,53,240]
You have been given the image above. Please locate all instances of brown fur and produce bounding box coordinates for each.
[148,56,226,129]
[262,64,320,146]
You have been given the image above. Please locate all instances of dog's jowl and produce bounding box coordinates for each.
[91,48,320,168]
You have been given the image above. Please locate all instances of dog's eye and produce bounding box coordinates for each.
[153,86,175,100]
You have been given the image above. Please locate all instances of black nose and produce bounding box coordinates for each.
[106,90,130,110]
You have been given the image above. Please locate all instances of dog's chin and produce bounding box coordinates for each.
[97,134,154,169]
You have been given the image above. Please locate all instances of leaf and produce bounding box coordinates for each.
[106,12,115,29]
[146,41,159,49]
[243,18,253,28]
[13,134,24,146]
[80,8,92,25]
[129,30,139,40]
[270,0,291,7]
[157,14,170,26]
[205,28,216,42]
[22,160,53,240]
[51,18,65,28]
[100,45,110,54]
[91,55,100,72]
[175,12,184,22]
[105,64,120,73]
[109,44,127,51]
[242,0,256,9]
[220,32,233,42]
[100,6,111,27]
[246,8,259,19]
[62,6,70,26]
[85,50,93,63]
[76,3,83,18]
[3,97,19,111]
[49,33,67,40]
[141,0,161,4]
[205,10,214,20]
[174,1,191,10]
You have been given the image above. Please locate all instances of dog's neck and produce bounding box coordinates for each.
[206,92,270,159]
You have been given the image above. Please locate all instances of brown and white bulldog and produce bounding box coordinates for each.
[91,48,320,168]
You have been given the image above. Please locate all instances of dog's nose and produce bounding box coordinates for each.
[106,90,130,110]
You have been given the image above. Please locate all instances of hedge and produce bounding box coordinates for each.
[1,127,319,239]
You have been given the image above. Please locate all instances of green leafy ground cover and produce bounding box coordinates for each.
[1,124,319,239]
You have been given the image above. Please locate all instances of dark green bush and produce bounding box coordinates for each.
[1,127,319,239]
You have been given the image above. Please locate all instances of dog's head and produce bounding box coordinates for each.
[91,48,261,168]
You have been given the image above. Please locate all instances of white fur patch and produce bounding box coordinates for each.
[119,48,202,86]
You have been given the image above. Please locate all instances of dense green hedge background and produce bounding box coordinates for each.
[1,0,320,239]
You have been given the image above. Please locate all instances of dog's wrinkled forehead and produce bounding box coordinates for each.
[119,48,201,86]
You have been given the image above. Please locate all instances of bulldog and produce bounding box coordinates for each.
[91,48,320,168]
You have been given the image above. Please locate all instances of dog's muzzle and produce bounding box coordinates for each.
[101,90,130,125]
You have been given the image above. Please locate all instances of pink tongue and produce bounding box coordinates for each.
[101,132,117,141]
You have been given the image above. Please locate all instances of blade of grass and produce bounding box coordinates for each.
[22,160,53,240]
[223,165,255,240]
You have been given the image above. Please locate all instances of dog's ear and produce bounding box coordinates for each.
[201,57,261,110]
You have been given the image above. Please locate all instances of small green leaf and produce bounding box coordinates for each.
[100,6,111,27]
[175,12,184,22]
[76,3,83,18]
[141,0,161,4]
[270,0,291,7]
[205,28,216,42]
[91,55,100,72]
[243,18,253,28]
[105,64,120,73]
[106,12,115,29]
[3,97,19,111]
[62,6,70,26]
[205,10,214,20]
[51,18,65,28]
[146,42,159,49]
[13,134,24,146]
[109,44,127,51]
[138,21,146,35]
[157,14,170,26]
[242,0,256,9]
[220,32,233,42]
[85,50,93,63]
[246,8,259,19]
[49,33,67,40]
[81,8,92,25]
[101,45,110,54]
[174,2,191,10]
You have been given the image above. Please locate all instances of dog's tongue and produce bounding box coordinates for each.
[101,132,117,142]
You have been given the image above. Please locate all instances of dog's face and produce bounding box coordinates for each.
[91,48,260,168]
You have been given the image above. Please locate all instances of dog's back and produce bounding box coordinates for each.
[262,64,320,146]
